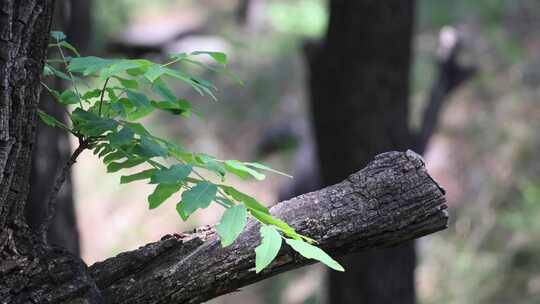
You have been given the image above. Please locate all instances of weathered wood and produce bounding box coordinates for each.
[0,1,103,303]
[90,150,448,304]
[26,0,93,256]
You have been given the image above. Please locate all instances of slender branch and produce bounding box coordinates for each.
[98,77,111,117]
[39,138,89,244]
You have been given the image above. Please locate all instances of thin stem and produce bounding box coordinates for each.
[161,57,184,67]
[40,81,73,118]
[98,77,111,116]
[55,41,83,108]
[213,197,230,209]
[39,138,89,244]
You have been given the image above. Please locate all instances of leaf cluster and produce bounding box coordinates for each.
[40,31,343,273]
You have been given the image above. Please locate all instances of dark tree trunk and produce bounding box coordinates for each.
[26,0,92,256]
[306,1,417,303]
[27,75,80,254]
[0,1,103,302]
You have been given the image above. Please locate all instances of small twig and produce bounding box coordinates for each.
[55,40,83,108]
[161,56,184,67]
[39,80,72,117]
[39,137,89,244]
[98,77,111,116]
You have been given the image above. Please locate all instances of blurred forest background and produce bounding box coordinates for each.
[31,0,540,303]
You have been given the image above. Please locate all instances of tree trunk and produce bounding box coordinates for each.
[0,1,103,302]
[306,1,417,303]
[26,0,92,256]
[0,2,447,303]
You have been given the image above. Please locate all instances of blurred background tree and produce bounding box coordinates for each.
[306,1,416,303]
[36,0,540,303]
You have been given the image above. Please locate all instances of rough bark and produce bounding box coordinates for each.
[27,84,80,254]
[306,1,417,303]
[26,0,92,256]
[89,151,447,304]
[0,1,103,303]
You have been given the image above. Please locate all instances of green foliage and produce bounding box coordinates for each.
[216,204,248,247]
[177,182,217,220]
[285,239,344,272]
[37,110,67,129]
[39,31,343,273]
[149,183,181,209]
[255,225,282,273]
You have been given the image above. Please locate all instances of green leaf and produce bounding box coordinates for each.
[216,204,248,247]
[160,68,216,99]
[169,147,196,164]
[182,58,244,86]
[101,60,141,78]
[51,31,66,41]
[250,209,298,238]
[120,169,157,184]
[108,127,134,147]
[59,41,80,56]
[285,239,344,272]
[125,59,153,76]
[255,226,282,273]
[126,89,151,108]
[37,110,66,128]
[191,51,228,65]
[195,153,225,178]
[224,160,266,180]
[81,89,102,100]
[122,121,151,136]
[127,105,155,121]
[103,151,125,164]
[43,64,54,77]
[152,79,176,102]
[59,90,80,105]
[151,100,191,117]
[107,158,146,173]
[245,162,292,178]
[68,56,114,76]
[107,88,119,102]
[71,108,118,136]
[144,65,167,83]
[135,137,168,158]
[162,67,192,82]
[150,164,192,184]
[177,182,217,220]
[220,186,269,214]
[113,76,139,89]
[43,64,71,81]
[148,183,181,209]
